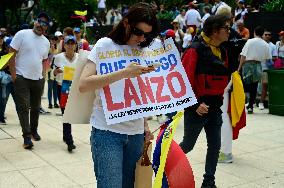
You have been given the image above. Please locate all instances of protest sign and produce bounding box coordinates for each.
[96,38,197,125]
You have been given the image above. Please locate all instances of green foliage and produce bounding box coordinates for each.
[41,0,96,29]
[263,0,284,11]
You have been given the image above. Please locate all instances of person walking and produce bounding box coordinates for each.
[79,3,157,187]
[238,26,271,114]
[9,12,50,149]
[180,15,231,188]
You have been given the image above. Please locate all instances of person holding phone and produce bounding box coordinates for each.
[79,3,158,187]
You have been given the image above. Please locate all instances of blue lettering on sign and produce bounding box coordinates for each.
[100,60,127,75]
[99,54,178,75]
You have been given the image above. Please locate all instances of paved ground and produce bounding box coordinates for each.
[0,90,284,188]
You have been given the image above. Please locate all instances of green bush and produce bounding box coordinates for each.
[263,0,284,11]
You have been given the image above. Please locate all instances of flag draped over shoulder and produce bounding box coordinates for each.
[153,112,195,188]
[229,71,246,139]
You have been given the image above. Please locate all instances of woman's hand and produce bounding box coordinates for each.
[123,63,155,78]
[144,119,154,142]
[53,68,63,76]
[196,102,209,116]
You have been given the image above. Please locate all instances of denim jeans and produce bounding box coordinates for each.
[47,79,58,105]
[179,107,222,186]
[90,127,144,188]
[0,82,19,121]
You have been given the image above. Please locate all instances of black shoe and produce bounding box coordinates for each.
[201,184,217,188]
[0,119,6,125]
[23,137,34,149]
[32,131,41,141]
[54,103,59,108]
[48,104,53,109]
[67,144,76,152]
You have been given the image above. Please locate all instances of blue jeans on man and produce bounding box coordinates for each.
[0,82,19,122]
[90,127,144,188]
[180,107,222,186]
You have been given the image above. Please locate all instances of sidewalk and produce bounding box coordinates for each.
[1,96,284,188]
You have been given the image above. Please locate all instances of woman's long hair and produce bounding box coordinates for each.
[108,2,159,48]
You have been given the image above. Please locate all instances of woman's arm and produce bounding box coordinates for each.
[79,60,155,93]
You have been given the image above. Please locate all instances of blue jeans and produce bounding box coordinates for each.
[180,107,222,186]
[90,127,144,188]
[47,79,58,105]
[0,82,19,121]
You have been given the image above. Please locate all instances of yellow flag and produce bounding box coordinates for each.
[63,66,75,81]
[153,111,184,188]
[0,52,14,69]
[230,71,245,127]
[74,10,87,16]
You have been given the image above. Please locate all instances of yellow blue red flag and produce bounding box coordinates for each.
[74,10,87,16]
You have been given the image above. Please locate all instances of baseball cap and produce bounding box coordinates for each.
[238,0,245,4]
[165,29,175,38]
[73,27,81,33]
[37,12,50,23]
[54,31,63,37]
[64,35,76,43]
[5,37,12,47]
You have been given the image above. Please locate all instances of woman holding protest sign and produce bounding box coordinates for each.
[79,3,159,188]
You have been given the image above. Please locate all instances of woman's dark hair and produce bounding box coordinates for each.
[108,2,159,48]
[203,15,231,36]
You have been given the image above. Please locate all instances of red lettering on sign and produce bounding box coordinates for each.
[150,76,170,103]
[124,78,142,108]
[167,72,186,98]
[103,85,124,111]
[137,76,155,104]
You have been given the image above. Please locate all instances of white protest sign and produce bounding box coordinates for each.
[96,38,197,125]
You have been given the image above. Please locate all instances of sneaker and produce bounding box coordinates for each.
[48,104,53,109]
[247,107,253,114]
[56,112,63,116]
[39,107,51,115]
[67,144,76,152]
[23,137,34,149]
[218,152,233,163]
[32,131,41,141]
[54,103,59,108]
[0,119,6,125]
[258,102,264,110]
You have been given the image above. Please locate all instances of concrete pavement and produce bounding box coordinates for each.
[0,94,284,188]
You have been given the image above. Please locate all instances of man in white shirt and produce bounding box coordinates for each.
[238,26,271,114]
[97,0,106,25]
[212,0,227,15]
[184,2,201,36]
[9,12,50,149]
[259,29,277,110]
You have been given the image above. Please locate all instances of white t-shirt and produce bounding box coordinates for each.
[185,9,201,27]
[98,0,106,9]
[53,52,79,85]
[182,33,192,49]
[212,1,227,15]
[10,29,50,80]
[175,14,185,29]
[240,37,271,62]
[235,8,248,22]
[276,41,284,58]
[261,42,277,70]
[175,29,184,43]
[87,37,144,135]
[201,13,210,28]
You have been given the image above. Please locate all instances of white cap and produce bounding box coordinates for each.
[54,31,63,37]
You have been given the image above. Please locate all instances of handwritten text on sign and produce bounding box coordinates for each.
[96,38,197,125]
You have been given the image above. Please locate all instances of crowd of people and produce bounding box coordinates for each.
[0,1,284,188]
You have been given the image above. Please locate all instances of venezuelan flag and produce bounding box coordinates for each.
[153,112,195,188]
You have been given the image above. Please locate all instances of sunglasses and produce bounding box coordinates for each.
[131,27,152,38]
[220,25,231,32]
[37,19,49,27]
